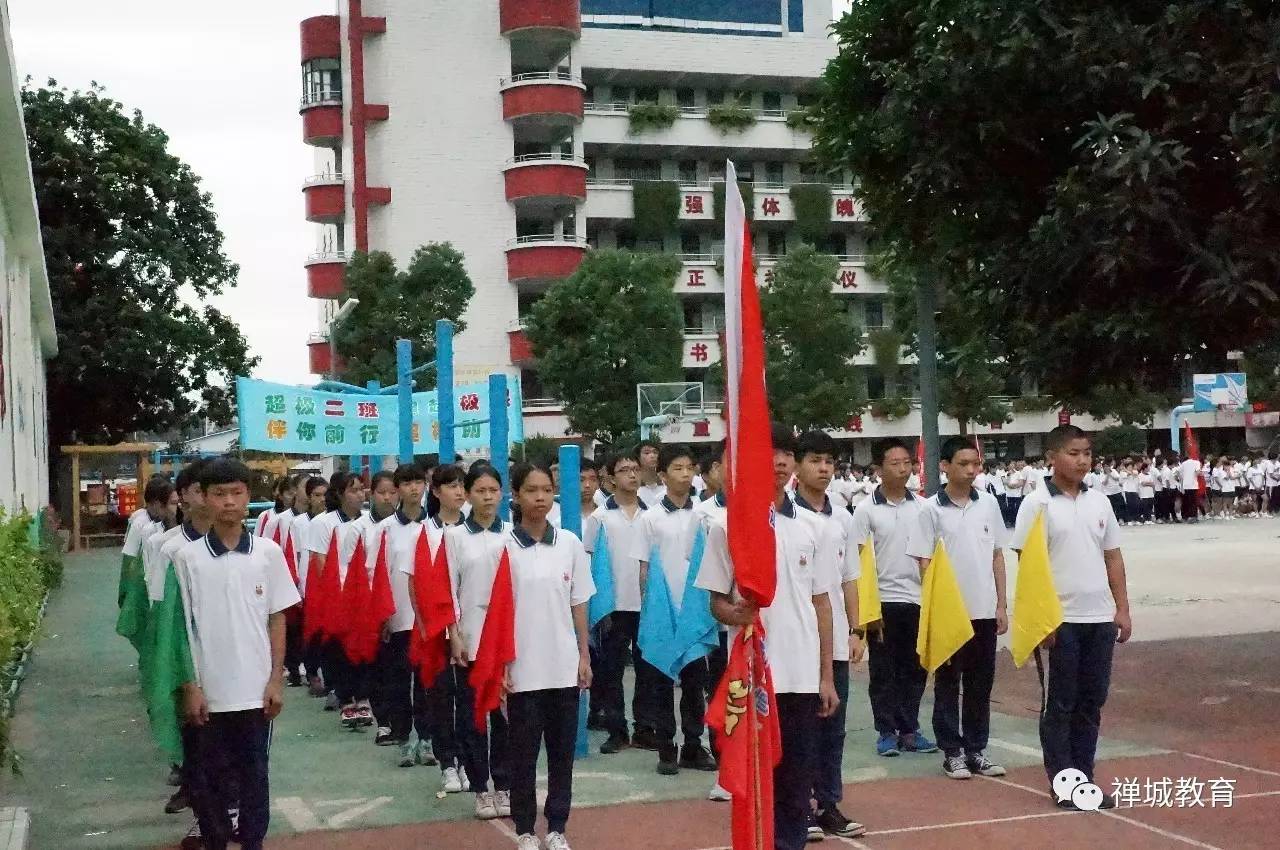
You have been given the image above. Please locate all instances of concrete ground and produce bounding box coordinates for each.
[0,516,1276,849]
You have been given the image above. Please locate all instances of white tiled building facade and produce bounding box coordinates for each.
[0,1,57,512]
[295,1,1260,459]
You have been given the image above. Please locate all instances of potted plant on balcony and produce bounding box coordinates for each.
[785,106,817,131]
[631,180,681,241]
[627,102,679,135]
[789,183,833,244]
[708,99,757,133]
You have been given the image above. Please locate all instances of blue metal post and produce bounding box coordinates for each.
[557,443,589,758]
[489,373,511,521]
[396,339,414,464]
[1170,403,1195,453]
[437,320,456,466]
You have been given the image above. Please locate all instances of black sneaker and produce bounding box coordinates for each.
[586,711,606,732]
[1054,794,1081,811]
[167,764,183,787]
[656,744,680,776]
[179,822,203,850]
[287,672,303,687]
[600,733,631,755]
[1098,792,1118,810]
[678,744,718,772]
[815,806,866,838]
[805,810,825,842]
[164,788,190,814]
[964,751,1007,777]
[631,727,661,751]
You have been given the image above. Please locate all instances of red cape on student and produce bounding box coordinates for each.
[408,527,454,685]
[468,548,515,732]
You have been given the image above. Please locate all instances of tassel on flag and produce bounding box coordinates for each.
[408,528,455,685]
[469,549,516,732]
[1009,511,1063,667]
[916,541,974,672]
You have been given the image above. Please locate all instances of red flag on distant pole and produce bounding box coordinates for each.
[408,528,454,685]
[708,161,779,850]
[915,439,928,496]
[973,435,984,464]
[469,548,516,732]
[1183,421,1206,497]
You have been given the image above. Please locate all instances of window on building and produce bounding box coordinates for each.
[706,90,726,106]
[735,162,754,182]
[867,373,886,400]
[864,299,885,330]
[798,159,820,183]
[761,92,783,112]
[635,86,661,105]
[635,237,665,253]
[765,161,785,185]
[683,302,701,331]
[517,292,543,319]
[678,160,699,184]
[520,369,547,401]
[676,87,696,108]
[302,59,342,104]
[767,232,788,257]
[584,156,597,178]
[821,233,846,255]
[796,92,817,108]
[615,158,661,181]
[611,86,633,105]
[616,232,637,251]
[680,231,702,255]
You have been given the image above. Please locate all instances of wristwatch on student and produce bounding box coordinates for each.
[849,628,865,639]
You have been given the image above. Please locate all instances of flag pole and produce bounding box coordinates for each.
[749,626,764,850]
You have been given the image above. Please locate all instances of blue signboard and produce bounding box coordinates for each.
[236,376,524,454]
[1192,373,1248,412]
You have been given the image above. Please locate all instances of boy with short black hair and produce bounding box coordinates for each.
[175,459,300,850]
[1013,425,1131,810]
[908,436,1009,781]
[635,439,667,506]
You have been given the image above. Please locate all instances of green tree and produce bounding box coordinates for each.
[1092,425,1148,459]
[23,81,257,454]
[525,250,683,442]
[332,244,474,387]
[812,1,1280,421]
[760,246,865,429]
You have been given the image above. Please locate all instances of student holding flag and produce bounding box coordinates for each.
[634,443,719,776]
[908,436,1009,781]
[791,430,866,840]
[693,441,732,803]
[1011,425,1131,810]
[850,440,937,759]
[307,472,367,715]
[581,453,650,755]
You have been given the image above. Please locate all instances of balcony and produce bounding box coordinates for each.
[583,103,812,154]
[505,234,587,287]
[504,153,589,210]
[305,251,348,299]
[674,254,886,296]
[501,72,585,143]
[508,325,536,366]
[300,16,340,62]
[302,173,345,223]
[307,333,344,375]
[583,180,865,224]
[301,91,343,147]
[500,0,580,68]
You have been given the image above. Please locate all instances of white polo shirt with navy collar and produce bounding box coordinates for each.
[399,513,464,578]
[907,487,1008,620]
[505,524,594,693]
[793,492,860,662]
[851,486,924,605]
[582,496,649,613]
[174,529,300,713]
[693,491,727,530]
[123,508,162,558]
[308,509,361,560]
[695,496,837,694]
[147,522,204,603]
[289,512,314,592]
[1012,480,1120,623]
[142,523,183,603]
[638,481,668,508]
[633,494,701,609]
[443,515,513,657]
[371,508,432,634]
[263,507,301,547]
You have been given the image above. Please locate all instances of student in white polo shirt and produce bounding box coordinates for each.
[636,440,668,506]
[634,444,718,776]
[1178,452,1202,523]
[852,439,937,759]
[791,431,865,840]
[307,471,367,711]
[118,477,175,651]
[263,473,309,688]
[442,465,514,821]
[1012,425,1131,810]
[908,436,1009,781]
[696,425,842,850]
[502,462,594,850]
[293,476,327,696]
[581,452,651,754]
[1266,452,1280,514]
[174,459,300,850]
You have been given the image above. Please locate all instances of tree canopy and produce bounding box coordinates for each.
[812,1,1280,421]
[759,246,866,429]
[23,81,257,450]
[333,245,474,387]
[525,250,684,443]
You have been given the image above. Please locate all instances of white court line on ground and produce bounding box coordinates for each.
[274,797,323,831]
[831,835,873,849]
[986,776,1225,850]
[865,809,1075,836]
[986,737,1045,758]
[487,818,520,843]
[1179,751,1280,779]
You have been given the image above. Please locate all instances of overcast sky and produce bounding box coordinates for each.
[11,0,852,386]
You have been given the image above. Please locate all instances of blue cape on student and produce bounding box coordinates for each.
[637,525,718,680]
[588,524,615,631]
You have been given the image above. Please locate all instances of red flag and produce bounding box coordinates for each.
[706,621,782,850]
[915,439,928,495]
[277,523,302,625]
[468,548,516,733]
[349,531,397,664]
[973,435,984,464]
[408,528,454,685]
[339,536,369,660]
[1183,421,1206,496]
[305,535,341,643]
[721,163,776,610]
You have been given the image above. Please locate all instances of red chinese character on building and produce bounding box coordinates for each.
[835,198,856,218]
[460,393,480,412]
[689,343,709,363]
[684,194,704,215]
[838,269,858,289]
[356,401,379,419]
[760,197,781,216]
[846,415,863,433]
[687,269,705,287]
[692,419,711,437]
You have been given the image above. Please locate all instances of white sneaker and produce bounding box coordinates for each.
[442,766,464,794]
[708,783,732,802]
[459,765,471,792]
[495,788,512,817]
[516,835,542,850]
[475,791,499,820]
[546,832,572,850]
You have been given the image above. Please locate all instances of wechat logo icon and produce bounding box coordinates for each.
[1053,768,1104,811]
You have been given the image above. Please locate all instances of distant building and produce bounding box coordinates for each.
[0,3,58,512]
